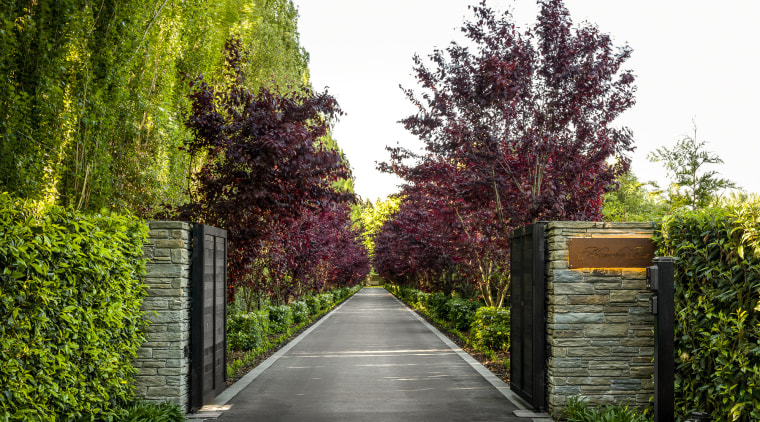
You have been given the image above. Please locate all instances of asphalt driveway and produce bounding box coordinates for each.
[207,288,533,422]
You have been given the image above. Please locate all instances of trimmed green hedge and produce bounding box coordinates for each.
[0,193,148,420]
[655,202,760,421]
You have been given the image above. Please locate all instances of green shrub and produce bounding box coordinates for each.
[115,400,186,422]
[655,202,760,421]
[471,306,510,351]
[0,193,148,420]
[561,396,651,422]
[268,305,293,334]
[290,300,310,324]
[425,292,449,319]
[318,292,334,309]
[305,295,322,314]
[445,298,481,331]
[227,310,270,351]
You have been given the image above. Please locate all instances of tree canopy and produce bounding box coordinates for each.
[1,0,310,213]
[376,0,636,303]
[648,123,738,210]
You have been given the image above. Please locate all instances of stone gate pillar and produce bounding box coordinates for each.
[544,222,655,413]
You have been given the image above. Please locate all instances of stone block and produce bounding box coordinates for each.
[554,313,604,324]
[146,264,184,277]
[610,290,639,303]
[552,329,584,338]
[158,367,183,376]
[554,283,595,295]
[149,229,169,238]
[550,357,583,368]
[620,337,654,347]
[552,338,592,347]
[611,379,642,391]
[568,295,608,305]
[149,221,190,230]
[566,305,605,313]
[584,324,628,337]
[156,239,185,249]
[567,346,611,357]
[553,270,583,283]
[134,376,166,387]
[153,349,184,359]
[588,360,629,370]
[147,386,181,397]
[588,269,622,277]
[630,365,653,378]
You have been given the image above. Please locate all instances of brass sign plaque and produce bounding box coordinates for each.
[568,238,655,269]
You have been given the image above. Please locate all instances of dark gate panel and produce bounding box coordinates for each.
[510,223,546,411]
[191,224,227,410]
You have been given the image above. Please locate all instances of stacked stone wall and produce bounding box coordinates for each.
[135,221,193,410]
[545,221,655,412]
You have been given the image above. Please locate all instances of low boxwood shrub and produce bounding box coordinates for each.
[268,305,293,334]
[290,300,310,324]
[227,310,269,351]
[318,292,334,309]
[305,295,322,314]
[0,193,148,420]
[445,298,481,331]
[425,292,449,319]
[471,306,510,351]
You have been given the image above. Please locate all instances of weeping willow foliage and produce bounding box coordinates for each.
[0,0,310,214]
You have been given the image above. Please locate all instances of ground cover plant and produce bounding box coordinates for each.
[560,396,651,422]
[0,193,148,420]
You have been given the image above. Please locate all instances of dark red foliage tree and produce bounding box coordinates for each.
[178,39,367,302]
[377,0,636,303]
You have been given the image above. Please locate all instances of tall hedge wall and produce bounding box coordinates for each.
[0,193,148,420]
[655,202,760,421]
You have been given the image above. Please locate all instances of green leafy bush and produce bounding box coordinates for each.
[425,292,449,319]
[227,310,269,351]
[115,400,186,422]
[655,201,760,421]
[561,396,651,422]
[471,306,510,351]
[0,193,148,420]
[305,295,323,314]
[290,301,310,324]
[445,298,481,331]
[318,292,334,309]
[267,305,294,334]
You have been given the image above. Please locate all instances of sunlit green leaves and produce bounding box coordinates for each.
[655,200,760,421]
[0,193,148,420]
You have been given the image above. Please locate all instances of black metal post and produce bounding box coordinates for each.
[650,257,675,422]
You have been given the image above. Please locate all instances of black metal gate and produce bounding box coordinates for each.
[510,223,546,411]
[190,224,227,410]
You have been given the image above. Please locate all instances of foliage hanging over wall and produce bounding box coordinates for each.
[0,193,148,420]
[655,200,760,421]
[0,0,309,213]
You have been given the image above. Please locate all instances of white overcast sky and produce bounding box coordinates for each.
[293,0,760,202]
